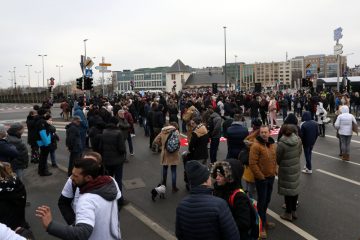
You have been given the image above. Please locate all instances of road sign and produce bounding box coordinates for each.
[334,44,343,51]
[85,69,93,77]
[99,70,112,73]
[306,69,312,76]
[99,63,111,67]
[85,58,94,68]
[334,27,343,41]
[95,66,107,70]
[305,63,311,69]
[334,50,343,55]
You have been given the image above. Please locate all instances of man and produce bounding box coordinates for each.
[0,124,19,163]
[226,114,249,159]
[175,160,240,240]
[65,116,82,176]
[36,109,53,176]
[300,111,319,174]
[73,100,88,151]
[36,157,121,240]
[249,125,277,239]
[208,107,222,163]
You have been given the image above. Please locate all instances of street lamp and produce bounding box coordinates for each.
[56,65,63,86]
[18,75,26,87]
[223,26,227,91]
[38,54,47,87]
[25,64,32,87]
[83,39,88,95]
[35,71,41,88]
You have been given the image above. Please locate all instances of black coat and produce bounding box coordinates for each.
[188,125,209,161]
[65,123,82,153]
[152,110,164,129]
[0,176,27,230]
[0,139,19,163]
[26,115,40,146]
[97,128,126,166]
[226,123,249,159]
[176,185,240,240]
[6,134,29,170]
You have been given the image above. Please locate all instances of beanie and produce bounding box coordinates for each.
[185,160,210,186]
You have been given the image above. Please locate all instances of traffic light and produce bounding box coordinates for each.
[76,77,83,90]
[84,77,93,90]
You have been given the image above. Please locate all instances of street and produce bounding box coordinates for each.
[1,104,360,240]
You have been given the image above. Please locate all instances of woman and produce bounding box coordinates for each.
[0,162,29,231]
[277,113,301,142]
[334,105,357,161]
[26,110,39,163]
[212,160,253,240]
[316,102,327,137]
[168,100,179,124]
[276,124,302,221]
[268,95,277,129]
[153,122,181,192]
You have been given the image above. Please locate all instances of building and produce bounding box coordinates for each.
[290,57,304,89]
[112,59,190,93]
[303,54,347,78]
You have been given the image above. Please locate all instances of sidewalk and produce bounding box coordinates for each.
[23,163,163,240]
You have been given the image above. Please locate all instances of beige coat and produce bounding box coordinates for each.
[154,126,181,166]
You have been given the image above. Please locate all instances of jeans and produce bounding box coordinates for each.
[339,135,352,155]
[303,145,313,170]
[243,180,256,199]
[162,165,177,187]
[143,117,149,136]
[68,152,81,176]
[106,164,124,203]
[15,169,24,182]
[50,149,56,165]
[284,195,298,213]
[210,137,220,163]
[38,146,50,174]
[282,108,288,122]
[255,176,275,226]
[181,120,187,133]
[127,133,133,154]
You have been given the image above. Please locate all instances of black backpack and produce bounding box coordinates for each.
[238,148,250,166]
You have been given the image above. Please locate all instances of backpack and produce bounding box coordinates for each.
[229,188,263,239]
[238,148,250,166]
[165,130,180,153]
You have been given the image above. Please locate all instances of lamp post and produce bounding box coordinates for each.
[13,67,16,89]
[25,64,32,87]
[18,75,26,88]
[38,54,47,87]
[83,39,88,92]
[223,26,227,91]
[56,65,63,86]
[35,71,41,88]
[234,54,238,91]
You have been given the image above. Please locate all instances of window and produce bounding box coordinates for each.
[171,74,176,80]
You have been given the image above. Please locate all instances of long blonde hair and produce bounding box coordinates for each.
[0,161,15,180]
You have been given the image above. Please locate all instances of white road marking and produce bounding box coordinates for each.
[267,209,318,240]
[316,169,360,186]
[313,151,360,167]
[124,204,177,240]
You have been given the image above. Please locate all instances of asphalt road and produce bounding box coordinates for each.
[1,104,360,240]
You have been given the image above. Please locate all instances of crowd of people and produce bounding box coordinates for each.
[0,87,359,239]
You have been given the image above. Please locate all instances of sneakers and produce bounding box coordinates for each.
[260,230,267,239]
[302,167,312,174]
[130,152,134,156]
[265,221,276,229]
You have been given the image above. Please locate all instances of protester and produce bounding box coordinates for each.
[226,114,249,159]
[0,124,19,163]
[334,105,357,161]
[26,110,40,163]
[276,124,302,222]
[153,122,181,193]
[36,109,53,176]
[175,160,240,240]
[208,107,222,163]
[316,102,328,137]
[65,116,82,176]
[249,125,277,238]
[73,100,88,151]
[300,111,319,174]
[37,157,121,239]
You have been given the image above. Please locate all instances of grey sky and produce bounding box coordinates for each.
[0,0,359,88]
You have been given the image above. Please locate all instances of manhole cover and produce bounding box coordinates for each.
[123,178,146,190]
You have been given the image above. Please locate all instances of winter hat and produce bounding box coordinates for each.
[211,161,233,181]
[0,124,7,138]
[7,122,24,136]
[185,160,210,186]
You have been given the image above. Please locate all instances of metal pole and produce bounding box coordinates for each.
[25,64,32,87]
[336,39,340,92]
[83,39,88,97]
[102,56,105,96]
[235,55,237,91]
[38,54,47,88]
[13,67,16,89]
[223,26,227,91]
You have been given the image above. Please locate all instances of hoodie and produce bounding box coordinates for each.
[334,105,357,136]
[300,111,319,147]
[316,102,328,124]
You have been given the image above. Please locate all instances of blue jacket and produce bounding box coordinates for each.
[226,122,249,159]
[0,139,19,163]
[176,185,240,240]
[73,106,89,132]
[301,111,319,147]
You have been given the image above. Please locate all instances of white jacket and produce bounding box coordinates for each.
[316,102,327,124]
[0,223,26,240]
[334,106,357,136]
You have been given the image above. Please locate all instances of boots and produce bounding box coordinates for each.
[280,212,293,222]
[342,154,349,161]
[292,211,298,220]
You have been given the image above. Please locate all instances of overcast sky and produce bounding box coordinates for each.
[0,0,359,88]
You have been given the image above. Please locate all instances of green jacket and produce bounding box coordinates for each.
[276,133,302,196]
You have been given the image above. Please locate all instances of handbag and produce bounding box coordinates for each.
[352,122,359,135]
